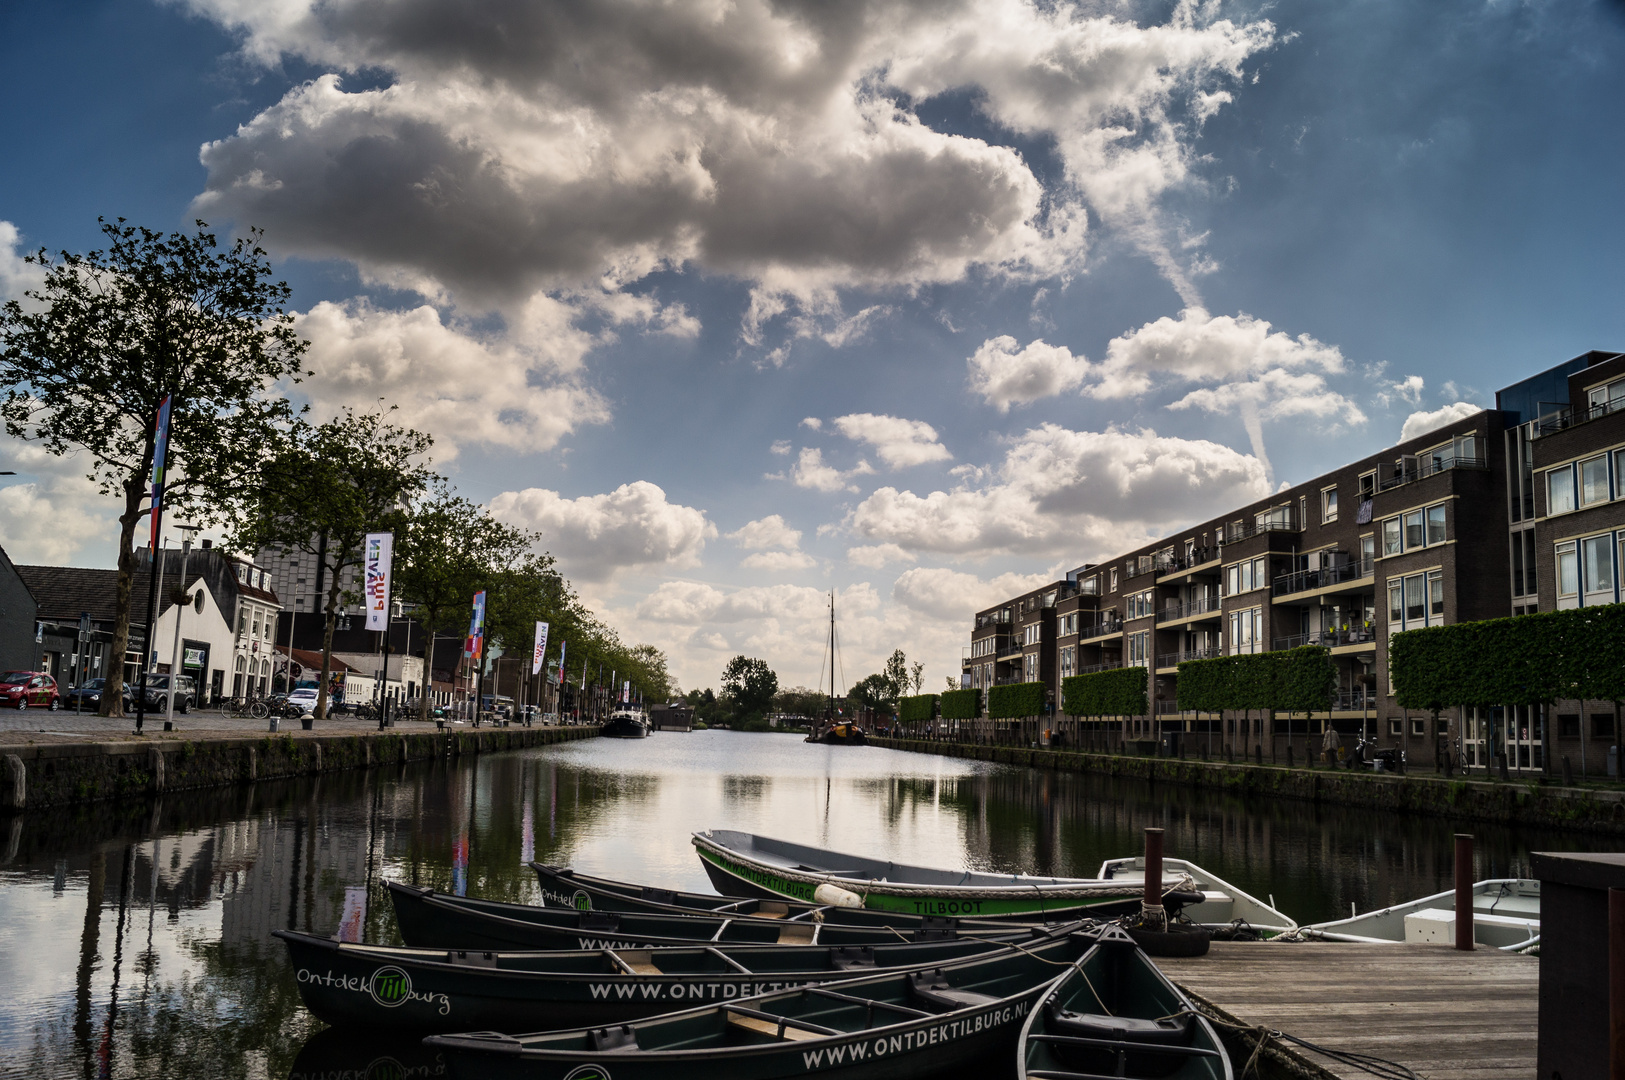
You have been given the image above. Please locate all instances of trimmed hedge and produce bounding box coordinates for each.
[1175,646,1335,713]
[988,681,1047,720]
[898,694,938,723]
[1392,603,1625,711]
[1061,667,1148,717]
[940,688,983,720]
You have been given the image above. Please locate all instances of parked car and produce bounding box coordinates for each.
[286,687,320,714]
[141,673,198,714]
[63,678,131,711]
[0,671,60,710]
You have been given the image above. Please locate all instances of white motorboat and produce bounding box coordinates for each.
[1300,878,1539,951]
[1097,856,1297,938]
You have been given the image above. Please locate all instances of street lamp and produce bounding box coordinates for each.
[165,524,200,729]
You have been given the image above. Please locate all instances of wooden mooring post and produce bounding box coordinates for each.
[1142,827,1165,930]
[1455,833,1473,951]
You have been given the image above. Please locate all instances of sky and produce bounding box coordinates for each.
[2,0,1624,696]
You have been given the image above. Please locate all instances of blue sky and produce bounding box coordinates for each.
[3,0,1623,693]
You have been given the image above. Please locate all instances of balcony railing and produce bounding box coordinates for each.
[1078,659,1123,675]
[1155,700,1187,715]
[974,612,1012,630]
[1534,397,1625,437]
[1155,594,1221,623]
[1332,688,1375,711]
[1219,511,1300,544]
[1155,646,1222,668]
[1155,547,1221,576]
[1376,454,1488,491]
[996,642,1028,660]
[1272,557,1374,598]
[1272,626,1377,651]
[1123,555,1157,579]
[1079,616,1123,639]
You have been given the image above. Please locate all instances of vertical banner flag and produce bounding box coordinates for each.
[622,680,630,703]
[464,591,486,660]
[531,621,549,675]
[149,394,173,548]
[557,639,567,685]
[363,532,394,631]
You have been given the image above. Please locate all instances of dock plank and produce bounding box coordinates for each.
[1158,942,1538,1080]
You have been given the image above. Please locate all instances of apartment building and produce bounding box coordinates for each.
[963,349,1625,775]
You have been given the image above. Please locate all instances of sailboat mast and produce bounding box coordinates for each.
[829,591,835,713]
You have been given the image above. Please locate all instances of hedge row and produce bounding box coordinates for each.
[1061,667,1148,717]
[898,694,938,723]
[1176,646,1336,713]
[988,681,1047,720]
[1392,603,1625,711]
[940,688,983,720]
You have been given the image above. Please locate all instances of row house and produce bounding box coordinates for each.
[963,349,1625,776]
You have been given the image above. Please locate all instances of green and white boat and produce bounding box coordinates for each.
[693,830,1179,920]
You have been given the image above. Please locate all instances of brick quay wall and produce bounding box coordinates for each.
[870,736,1625,835]
[0,724,598,813]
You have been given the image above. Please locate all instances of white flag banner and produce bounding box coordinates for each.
[532,621,549,675]
[622,679,630,703]
[363,532,393,631]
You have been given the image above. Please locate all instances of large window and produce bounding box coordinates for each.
[1126,632,1150,666]
[1321,487,1338,523]
[1548,466,1576,515]
[1581,455,1610,507]
[1403,510,1425,550]
[1510,528,1537,598]
[1390,571,1444,630]
[1556,540,1579,607]
[1223,556,1268,596]
[1382,517,1402,556]
[1226,608,1263,655]
[1383,503,1450,555]
[1426,504,1446,545]
[1583,533,1615,605]
[1059,646,1076,678]
[1587,379,1625,418]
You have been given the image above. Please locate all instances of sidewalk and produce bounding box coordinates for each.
[0,706,521,747]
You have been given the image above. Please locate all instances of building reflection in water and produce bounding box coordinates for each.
[0,733,1592,1079]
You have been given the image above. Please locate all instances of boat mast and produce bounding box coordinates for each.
[828,591,836,722]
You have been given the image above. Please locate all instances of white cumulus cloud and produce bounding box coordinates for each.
[847,543,918,568]
[776,447,875,493]
[740,549,818,572]
[891,567,1054,621]
[967,336,1093,411]
[727,515,803,551]
[831,414,951,468]
[489,481,715,582]
[1400,402,1481,442]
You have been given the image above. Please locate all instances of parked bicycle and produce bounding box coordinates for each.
[229,697,270,720]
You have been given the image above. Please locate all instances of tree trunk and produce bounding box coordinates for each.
[419,624,436,724]
[314,546,342,722]
[100,478,146,718]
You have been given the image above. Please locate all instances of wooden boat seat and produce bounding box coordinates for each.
[727,1012,825,1041]
[908,971,1001,1013]
[626,961,662,975]
[754,902,790,920]
[777,924,816,945]
[588,1025,640,1052]
[1042,1006,1196,1078]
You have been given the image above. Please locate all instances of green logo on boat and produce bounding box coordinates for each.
[365,1058,406,1080]
[368,965,412,1007]
[563,1066,612,1080]
[573,890,592,911]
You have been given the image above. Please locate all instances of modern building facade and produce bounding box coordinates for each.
[964,350,1625,776]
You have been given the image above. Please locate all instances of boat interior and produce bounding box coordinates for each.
[1097,856,1298,935]
[1303,879,1540,950]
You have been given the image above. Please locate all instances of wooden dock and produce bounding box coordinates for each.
[1159,942,1538,1080]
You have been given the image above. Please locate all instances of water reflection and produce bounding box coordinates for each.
[0,731,1593,1079]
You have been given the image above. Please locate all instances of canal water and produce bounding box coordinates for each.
[0,732,1591,1078]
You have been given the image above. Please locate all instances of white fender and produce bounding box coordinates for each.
[813,883,864,908]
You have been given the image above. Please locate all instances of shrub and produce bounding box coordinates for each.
[1061,667,1148,717]
[898,694,938,723]
[940,688,982,719]
[988,681,1046,720]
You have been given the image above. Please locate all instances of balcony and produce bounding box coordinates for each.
[1272,625,1377,651]
[1534,396,1625,437]
[1375,454,1488,491]
[1079,616,1124,640]
[1219,510,1300,545]
[1154,700,1187,715]
[996,642,1028,660]
[1271,557,1374,599]
[1078,659,1123,675]
[1155,646,1222,668]
[1123,555,1157,580]
[1155,547,1221,578]
[1332,688,1376,712]
[1155,594,1221,624]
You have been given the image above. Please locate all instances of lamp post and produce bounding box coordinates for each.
[165,524,200,728]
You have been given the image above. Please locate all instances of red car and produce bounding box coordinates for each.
[0,671,59,710]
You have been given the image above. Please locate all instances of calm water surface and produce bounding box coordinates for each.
[0,731,1592,1078]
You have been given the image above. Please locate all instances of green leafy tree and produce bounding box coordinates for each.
[882,649,910,701]
[233,408,435,720]
[721,656,778,722]
[0,219,307,714]
[848,672,896,712]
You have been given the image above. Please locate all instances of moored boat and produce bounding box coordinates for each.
[275,927,1051,1032]
[602,708,651,738]
[1018,925,1231,1079]
[388,881,1039,952]
[424,920,1114,1080]
[806,721,867,745]
[693,829,1171,920]
[1097,856,1297,938]
[1299,878,1539,951]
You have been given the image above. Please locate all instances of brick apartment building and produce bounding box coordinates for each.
[963,349,1625,777]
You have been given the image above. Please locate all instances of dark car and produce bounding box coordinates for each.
[63,678,132,711]
[0,671,59,710]
[141,673,198,714]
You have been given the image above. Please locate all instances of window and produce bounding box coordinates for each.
[1594,714,1614,738]
[1223,557,1268,596]
[1059,647,1076,678]
[1405,575,1425,623]
[1389,718,1403,737]
[1321,487,1338,523]
[1425,505,1446,545]
[1109,569,1118,592]
[1127,632,1150,666]
[1361,535,1375,567]
[1583,533,1615,604]
[1081,575,1098,595]
[1388,582,1403,623]
[1404,510,1424,550]
[1226,608,1263,654]
[1579,454,1610,507]
[1023,622,1042,646]
[1428,571,1443,620]
[1023,653,1037,681]
[1587,379,1625,418]
[1511,528,1537,598]
[1411,717,1426,737]
[1556,541,1579,605]
[1359,471,1376,499]
[1557,713,1580,738]
[1616,450,1625,499]
[1548,466,1576,515]
[1382,517,1402,556]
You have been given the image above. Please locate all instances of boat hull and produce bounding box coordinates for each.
[694,831,1144,920]
[276,929,1024,1032]
[1300,878,1539,950]
[426,924,1102,1080]
[601,718,650,738]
